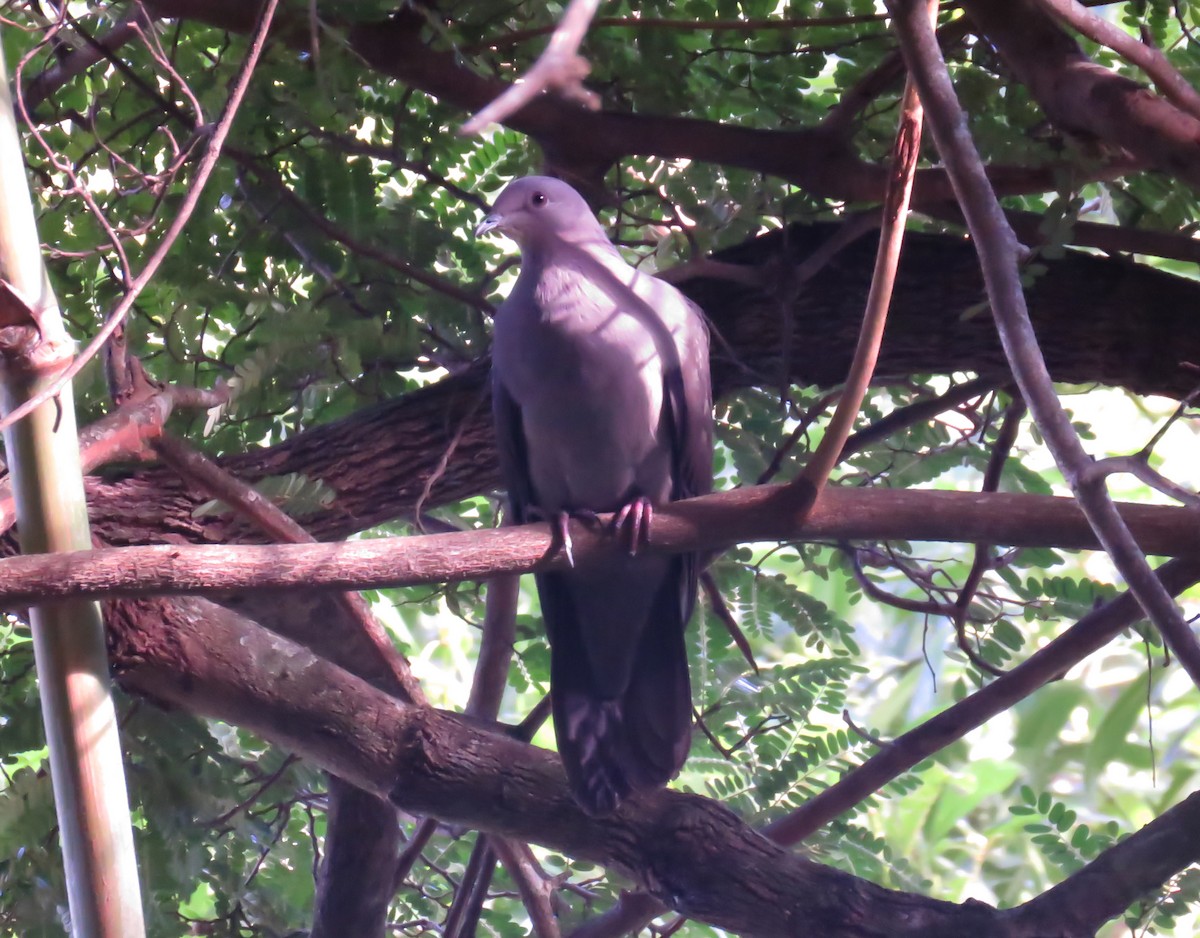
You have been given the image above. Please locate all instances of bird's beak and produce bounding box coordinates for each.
[475,212,504,237]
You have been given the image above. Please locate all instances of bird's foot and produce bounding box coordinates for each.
[612,495,653,556]
[531,508,601,569]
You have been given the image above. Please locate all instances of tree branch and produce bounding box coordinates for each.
[151,434,425,705]
[796,24,930,501]
[137,0,1124,207]
[569,553,1200,936]
[4,485,1200,607]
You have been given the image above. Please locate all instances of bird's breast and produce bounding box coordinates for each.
[494,281,672,512]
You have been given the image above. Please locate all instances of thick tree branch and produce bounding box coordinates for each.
[100,595,1001,938]
[106,591,1200,938]
[963,0,1200,190]
[1011,788,1200,934]
[1032,0,1200,123]
[134,0,1119,207]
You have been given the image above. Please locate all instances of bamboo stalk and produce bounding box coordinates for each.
[0,36,145,937]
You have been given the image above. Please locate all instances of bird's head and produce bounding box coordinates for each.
[475,176,606,248]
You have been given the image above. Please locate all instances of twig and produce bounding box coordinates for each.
[414,388,487,528]
[846,543,955,617]
[1032,0,1200,122]
[460,0,602,135]
[755,391,838,486]
[780,34,931,527]
[951,393,1026,677]
[1140,385,1200,455]
[700,569,757,672]
[842,709,889,748]
[839,375,994,460]
[202,755,299,828]
[0,0,281,437]
[491,839,562,938]
[887,0,1200,688]
[1084,455,1200,509]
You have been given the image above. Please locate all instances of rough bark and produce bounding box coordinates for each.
[26,225,1185,936]
[14,6,1197,934]
[311,777,400,938]
[104,592,1200,938]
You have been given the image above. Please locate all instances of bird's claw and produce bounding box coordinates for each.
[558,515,575,567]
[612,496,653,556]
[535,508,602,569]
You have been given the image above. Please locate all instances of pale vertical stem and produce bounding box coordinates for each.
[0,35,145,938]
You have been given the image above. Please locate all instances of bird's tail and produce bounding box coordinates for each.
[545,565,693,816]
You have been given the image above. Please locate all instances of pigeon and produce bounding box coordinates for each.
[476,176,713,815]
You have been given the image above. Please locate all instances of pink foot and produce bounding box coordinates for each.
[612,496,653,556]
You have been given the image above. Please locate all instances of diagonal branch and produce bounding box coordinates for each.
[962,0,1200,191]
[107,590,1200,938]
[794,7,932,506]
[1031,0,1200,122]
[574,552,1200,937]
[150,434,425,705]
[460,0,601,136]
[888,0,1200,687]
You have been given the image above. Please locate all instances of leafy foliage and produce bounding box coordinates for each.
[0,1,1198,936]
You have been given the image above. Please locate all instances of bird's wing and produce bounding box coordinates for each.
[665,293,714,502]
[491,357,535,525]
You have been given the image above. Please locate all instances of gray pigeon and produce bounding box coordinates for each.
[477,176,713,815]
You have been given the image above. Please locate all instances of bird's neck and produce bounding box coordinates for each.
[519,230,615,268]
[517,238,631,311]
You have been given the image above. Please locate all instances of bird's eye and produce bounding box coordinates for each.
[531,192,547,207]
